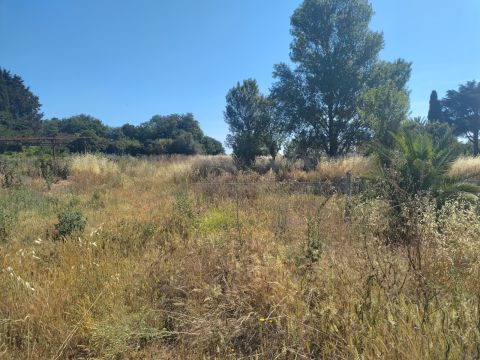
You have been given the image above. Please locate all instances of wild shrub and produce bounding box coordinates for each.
[0,207,14,242]
[89,313,164,359]
[377,127,480,243]
[305,214,322,264]
[90,189,105,208]
[0,161,19,188]
[54,159,70,180]
[190,155,237,180]
[39,159,55,189]
[198,208,235,235]
[55,205,87,237]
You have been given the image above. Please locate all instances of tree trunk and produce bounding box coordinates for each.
[327,104,337,157]
[474,130,479,157]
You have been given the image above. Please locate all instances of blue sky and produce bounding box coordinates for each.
[1,0,479,143]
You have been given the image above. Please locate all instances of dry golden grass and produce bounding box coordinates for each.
[313,155,375,180]
[1,154,480,359]
[448,156,480,177]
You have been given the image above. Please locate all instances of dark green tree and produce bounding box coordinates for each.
[428,90,443,122]
[167,132,200,155]
[443,81,480,156]
[56,114,108,137]
[261,97,286,162]
[224,79,267,166]
[359,80,410,151]
[42,118,61,136]
[120,123,139,139]
[0,68,43,135]
[201,136,225,155]
[271,0,387,157]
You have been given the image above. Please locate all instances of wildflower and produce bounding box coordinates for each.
[259,317,265,322]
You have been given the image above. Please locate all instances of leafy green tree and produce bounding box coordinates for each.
[359,81,410,151]
[120,123,139,139]
[425,121,459,152]
[201,136,225,155]
[147,139,173,155]
[0,68,43,135]
[139,113,204,142]
[57,114,108,138]
[224,79,267,166]
[42,118,61,136]
[442,81,480,156]
[68,129,107,153]
[272,0,387,157]
[428,90,443,122]
[106,137,143,155]
[261,97,286,162]
[368,59,412,89]
[167,132,200,155]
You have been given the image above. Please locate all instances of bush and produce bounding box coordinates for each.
[0,160,19,188]
[39,159,54,189]
[55,206,87,237]
[190,156,237,180]
[0,208,14,242]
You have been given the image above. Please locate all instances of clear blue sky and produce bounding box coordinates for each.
[1,0,479,143]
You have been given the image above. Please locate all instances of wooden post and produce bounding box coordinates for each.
[344,171,352,221]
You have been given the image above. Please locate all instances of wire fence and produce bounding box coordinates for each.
[184,171,361,196]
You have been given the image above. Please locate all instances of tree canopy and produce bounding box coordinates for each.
[0,68,224,156]
[0,68,43,135]
[41,113,224,156]
[442,81,480,156]
[224,79,269,166]
[271,0,402,157]
[428,90,443,122]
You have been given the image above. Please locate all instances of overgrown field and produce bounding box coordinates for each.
[1,154,480,359]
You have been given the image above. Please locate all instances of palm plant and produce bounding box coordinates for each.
[376,124,480,243]
[381,125,479,203]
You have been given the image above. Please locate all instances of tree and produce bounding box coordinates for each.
[360,59,411,152]
[167,132,200,155]
[359,80,410,150]
[56,114,108,138]
[261,97,286,162]
[272,0,387,157]
[201,136,225,155]
[224,79,267,166]
[0,68,42,135]
[428,90,443,122]
[443,81,480,156]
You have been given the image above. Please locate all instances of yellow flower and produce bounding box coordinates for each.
[259,317,265,322]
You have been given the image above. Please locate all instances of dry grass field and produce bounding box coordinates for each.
[1,154,480,359]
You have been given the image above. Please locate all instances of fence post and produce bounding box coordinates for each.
[344,171,352,221]
[235,181,242,246]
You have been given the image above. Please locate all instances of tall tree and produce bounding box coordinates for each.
[201,136,225,155]
[443,81,480,156]
[428,90,443,122]
[224,79,267,166]
[0,68,42,135]
[359,81,410,150]
[271,0,386,157]
[359,60,411,151]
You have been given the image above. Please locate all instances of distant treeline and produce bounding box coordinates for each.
[0,68,224,156]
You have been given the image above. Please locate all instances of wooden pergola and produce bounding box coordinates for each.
[0,136,91,159]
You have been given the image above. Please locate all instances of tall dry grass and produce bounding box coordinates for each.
[1,154,480,359]
[448,156,480,178]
